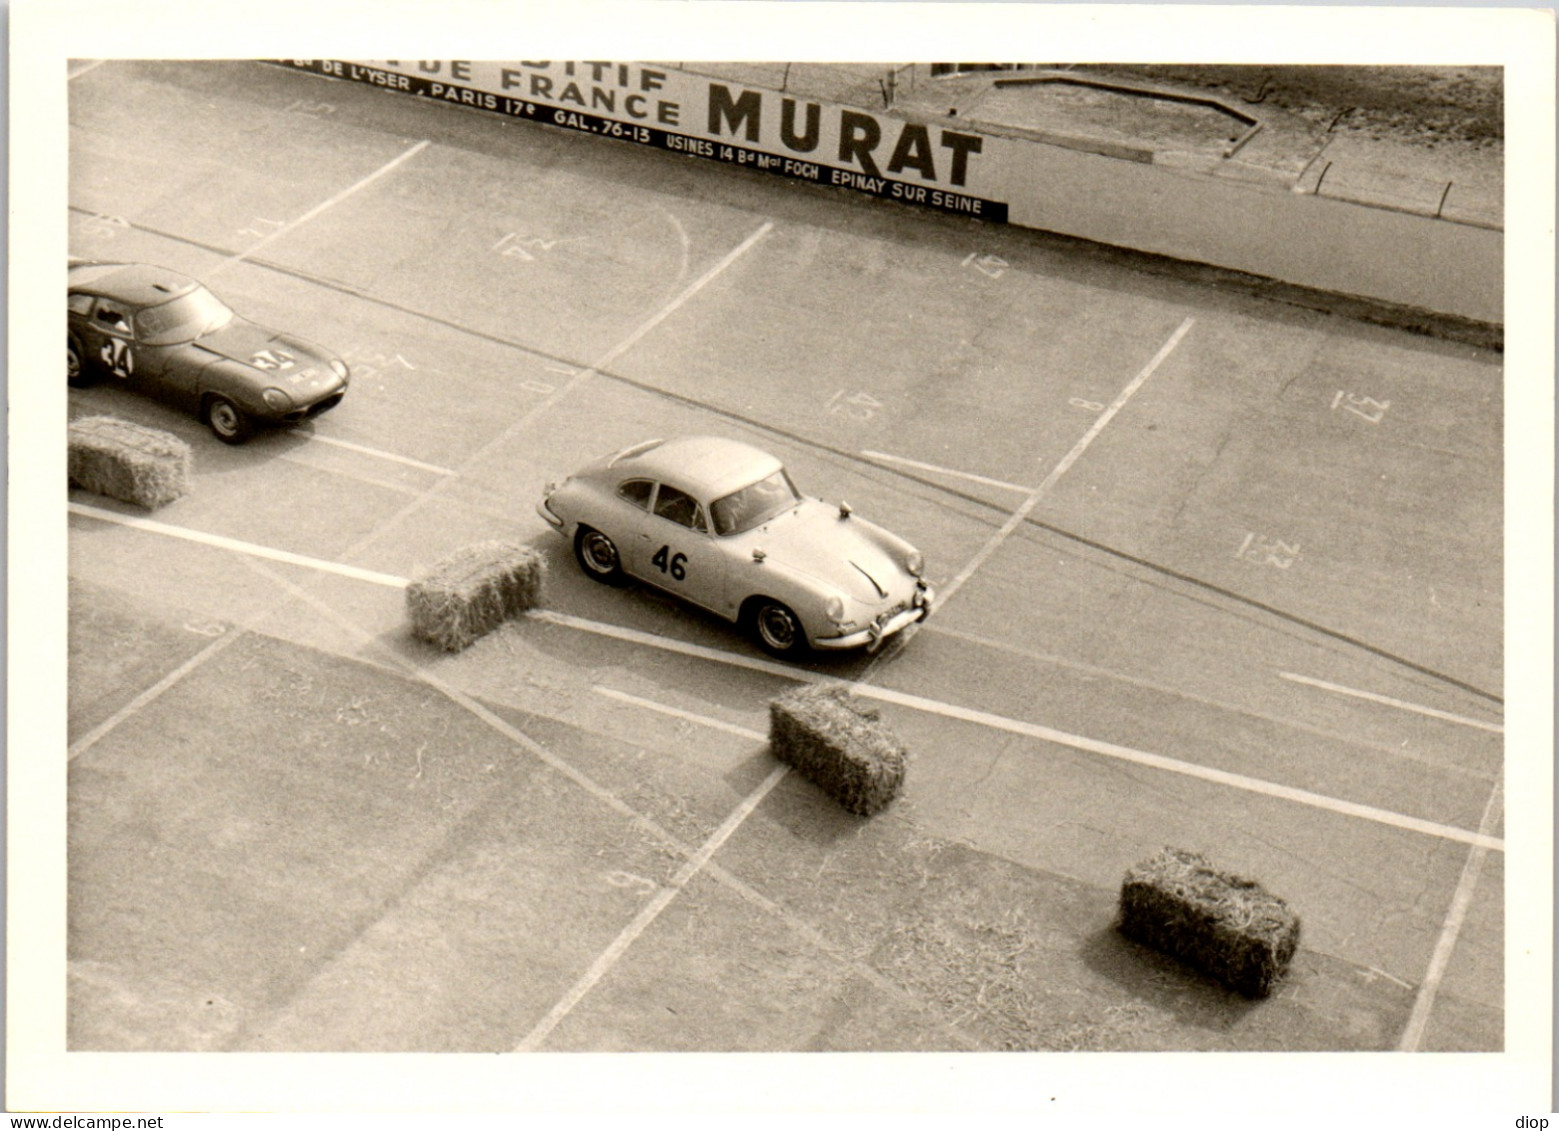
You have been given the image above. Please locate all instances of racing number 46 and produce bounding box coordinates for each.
[652,545,687,581]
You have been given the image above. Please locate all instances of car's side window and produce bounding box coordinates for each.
[617,479,654,510]
[68,293,94,317]
[653,484,706,532]
[94,301,132,336]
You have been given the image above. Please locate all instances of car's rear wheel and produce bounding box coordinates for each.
[574,527,624,583]
[751,599,808,658]
[67,336,91,387]
[205,395,253,445]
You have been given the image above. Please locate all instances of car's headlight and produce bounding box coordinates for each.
[262,387,292,411]
[905,550,924,577]
[824,594,846,624]
[330,358,349,380]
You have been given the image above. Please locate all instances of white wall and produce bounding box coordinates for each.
[996,140,1501,324]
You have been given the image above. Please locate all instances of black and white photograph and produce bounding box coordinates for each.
[8,0,1555,1118]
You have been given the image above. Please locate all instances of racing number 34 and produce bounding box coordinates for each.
[651,545,687,581]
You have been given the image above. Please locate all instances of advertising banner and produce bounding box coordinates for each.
[277,60,1011,222]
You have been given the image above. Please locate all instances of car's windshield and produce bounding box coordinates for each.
[710,469,800,535]
[134,287,235,345]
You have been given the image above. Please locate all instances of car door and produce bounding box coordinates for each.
[80,297,181,398]
[603,477,659,581]
[630,483,733,617]
[79,298,140,384]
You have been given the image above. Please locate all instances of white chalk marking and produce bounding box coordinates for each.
[70,515,1496,851]
[208,140,431,277]
[69,503,409,589]
[1278,672,1502,734]
[1397,774,1504,1050]
[938,316,1195,608]
[68,631,240,761]
[592,686,765,741]
[860,450,1032,493]
[69,60,108,80]
[515,760,790,1050]
[306,433,456,476]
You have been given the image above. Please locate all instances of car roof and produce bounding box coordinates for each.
[68,261,201,307]
[618,436,785,499]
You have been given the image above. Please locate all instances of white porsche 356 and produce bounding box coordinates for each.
[537,437,932,657]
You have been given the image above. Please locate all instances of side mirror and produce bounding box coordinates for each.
[752,548,766,563]
[838,501,853,519]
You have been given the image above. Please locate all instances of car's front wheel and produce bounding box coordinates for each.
[750,599,808,659]
[204,395,253,445]
[67,336,91,387]
[574,527,624,583]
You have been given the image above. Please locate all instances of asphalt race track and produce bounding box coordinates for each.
[65,61,1504,1057]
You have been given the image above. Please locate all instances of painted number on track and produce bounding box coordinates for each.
[78,213,130,240]
[493,233,581,261]
[1237,532,1300,569]
[826,390,883,421]
[286,99,336,117]
[1332,391,1390,424]
[238,216,287,240]
[342,346,419,385]
[962,252,1009,278]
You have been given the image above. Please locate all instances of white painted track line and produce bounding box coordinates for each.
[593,686,766,741]
[306,434,456,476]
[538,612,1502,852]
[937,316,1195,608]
[860,449,1032,493]
[932,623,1494,773]
[207,140,432,278]
[503,220,775,442]
[248,562,979,1049]
[855,679,1505,852]
[1279,671,1503,734]
[71,510,1501,852]
[514,761,791,1051]
[68,631,240,761]
[1397,774,1504,1050]
[327,220,776,552]
[69,502,410,589]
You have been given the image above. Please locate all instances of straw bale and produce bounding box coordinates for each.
[67,415,192,509]
[769,683,905,816]
[406,540,546,651]
[1118,847,1300,998]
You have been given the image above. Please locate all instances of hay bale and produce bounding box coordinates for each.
[67,415,192,509]
[1118,847,1300,998]
[406,541,546,652]
[769,683,906,816]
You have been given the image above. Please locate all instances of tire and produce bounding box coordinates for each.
[750,599,808,658]
[67,336,92,387]
[574,527,624,583]
[205,395,253,445]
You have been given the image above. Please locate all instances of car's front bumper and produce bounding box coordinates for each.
[812,581,933,651]
[536,497,566,532]
[274,389,346,425]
